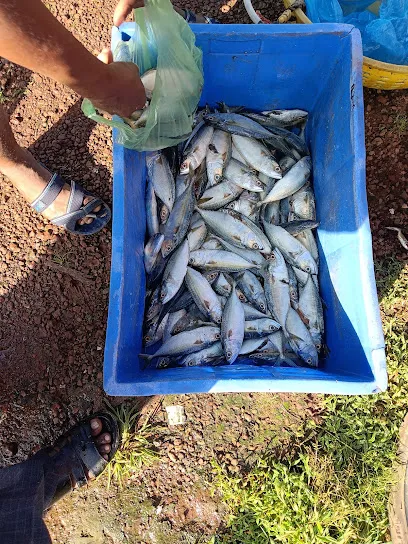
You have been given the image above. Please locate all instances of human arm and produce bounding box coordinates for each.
[0,0,146,116]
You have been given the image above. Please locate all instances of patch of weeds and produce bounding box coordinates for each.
[105,401,159,488]
[51,250,74,266]
[394,113,408,136]
[212,258,408,544]
[0,88,27,104]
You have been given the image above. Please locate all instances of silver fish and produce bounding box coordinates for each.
[259,109,308,127]
[281,220,319,236]
[206,129,232,186]
[198,178,243,210]
[189,249,256,272]
[163,310,187,343]
[146,180,160,237]
[244,318,280,338]
[201,236,223,250]
[239,337,269,355]
[292,267,309,287]
[298,274,324,350]
[221,283,245,363]
[221,209,272,253]
[232,135,282,179]
[162,181,195,258]
[262,248,290,334]
[178,342,224,366]
[144,313,169,348]
[261,201,280,225]
[141,68,157,100]
[287,265,299,310]
[175,172,190,199]
[224,159,265,192]
[236,271,267,313]
[259,157,312,204]
[263,223,317,274]
[386,227,408,251]
[204,112,273,139]
[289,186,316,221]
[142,326,221,360]
[146,151,175,212]
[231,143,248,165]
[215,236,266,268]
[295,229,319,264]
[180,124,214,174]
[187,218,207,251]
[285,307,318,367]
[226,196,258,218]
[213,273,233,297]
[197,208,270,252]
[185,267,223,324]
[160,240,189,304]
[279,156,297,174]
[242,303,271,320]
[144,233,164,274]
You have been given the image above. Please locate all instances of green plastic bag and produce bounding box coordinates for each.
[82,0,203,151]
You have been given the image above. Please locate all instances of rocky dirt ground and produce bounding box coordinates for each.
[0,0,407,542]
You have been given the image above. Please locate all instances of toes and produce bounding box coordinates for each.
[90,418,102,437]
[95,433,112,445]
[98,444,111,454]
[102,454,109,461]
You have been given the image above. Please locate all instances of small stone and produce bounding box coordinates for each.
[168,451,178,463]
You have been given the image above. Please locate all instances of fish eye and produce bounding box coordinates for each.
[160,292,166,300]
[188,361,195,366]
[215,333,221,340]
[252,243,260,250]
[214,174,221,181]
[226,350,232,358]
[260,303,266,311]
[305,266,311,273]
[316,344,322,351]
[275,166,282,173]
[238,293,246,302]
[174,327,180,334]
[144,335,151,343]
[269,325,275,330]
[270,253,276,260]
[307,357,312,364]
[256,181,262,187]
[215,317,222,324]
[181,161,188,170]
[189,258,195,264]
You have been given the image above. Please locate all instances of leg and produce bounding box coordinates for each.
[0,104,101,227]
[0,418,114,544]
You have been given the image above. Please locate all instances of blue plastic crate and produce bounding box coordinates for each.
[105,23,386,396]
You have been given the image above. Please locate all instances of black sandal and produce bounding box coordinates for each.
[44,412,119,507]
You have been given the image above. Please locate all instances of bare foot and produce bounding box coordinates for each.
[90,417,112,463]
[1,148,101,226]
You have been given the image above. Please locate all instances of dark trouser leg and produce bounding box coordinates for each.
[0,455,51,544]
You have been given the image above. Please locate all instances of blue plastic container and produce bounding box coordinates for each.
[105,23,386,396]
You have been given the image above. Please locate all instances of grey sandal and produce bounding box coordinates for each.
[31,172,111,235]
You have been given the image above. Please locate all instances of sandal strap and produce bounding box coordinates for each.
[51,195,104,230]
[31,173,65,213]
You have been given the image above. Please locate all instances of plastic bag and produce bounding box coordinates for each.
[82,0,203,151]
[305,0,408,65]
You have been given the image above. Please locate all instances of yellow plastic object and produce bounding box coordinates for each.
[283,0,408,89]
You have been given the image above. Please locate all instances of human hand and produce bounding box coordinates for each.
[114,0,145,27]
[88,48,146,118]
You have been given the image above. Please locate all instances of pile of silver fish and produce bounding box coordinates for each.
[141,105,324,369]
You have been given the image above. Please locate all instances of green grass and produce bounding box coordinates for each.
[394,113,408,136]
[212,258,408,544]
[105,401,159,488]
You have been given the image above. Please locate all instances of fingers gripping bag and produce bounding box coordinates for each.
[82,0,203,151]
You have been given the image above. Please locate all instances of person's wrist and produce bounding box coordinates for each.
[69,59,112,100]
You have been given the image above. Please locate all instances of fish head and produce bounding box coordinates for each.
[224,339,241,363]
[298,344,318,367]
[161,239,175,258]
[298,256,317,275]
[160,204,170,224]
[180,159,191,175]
